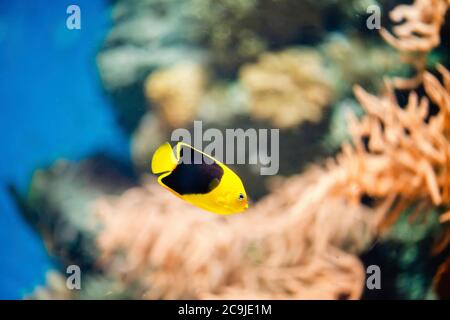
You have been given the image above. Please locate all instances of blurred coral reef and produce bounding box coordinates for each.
[99,56,450,297]
[23,0,450,300]
[95,169,374,299]
[321,35,401,94]
[144,62,206,129]
[26,271,73,300]
[130,62,206,170]
[239,48,334,129]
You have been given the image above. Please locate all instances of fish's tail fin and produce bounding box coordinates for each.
[151,142,178,174]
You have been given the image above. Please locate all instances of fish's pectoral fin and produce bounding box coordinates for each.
[208,178,220,192]
[151,142,178,174]
[215,195,228,207]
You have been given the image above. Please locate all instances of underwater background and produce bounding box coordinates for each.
[0,0,449,299]
[0,0,129,298]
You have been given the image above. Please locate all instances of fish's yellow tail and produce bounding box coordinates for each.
[151,142,178,174]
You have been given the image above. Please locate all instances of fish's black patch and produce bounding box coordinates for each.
[161,145,224,195]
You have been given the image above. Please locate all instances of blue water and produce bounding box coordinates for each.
[0,0,129,299]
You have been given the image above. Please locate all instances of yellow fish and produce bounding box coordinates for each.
[151,142,248,214]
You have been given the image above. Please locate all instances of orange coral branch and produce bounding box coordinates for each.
[440,211,450,223]
[380,0,449,89]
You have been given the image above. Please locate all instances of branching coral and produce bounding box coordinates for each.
[381,0,448,52]
[239,48,334,129]
[365,0,450,298]
[340,66,450,230]
[95,168,377,300]
[345,0,450,258]
[341,66,450,299]
[144,62,206,128]
[380,0,449,88]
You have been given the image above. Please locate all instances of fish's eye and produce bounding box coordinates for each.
[238,193,245,201]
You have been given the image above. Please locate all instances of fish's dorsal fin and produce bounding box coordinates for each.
[177,142,220,166]
[151,142,178,174]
